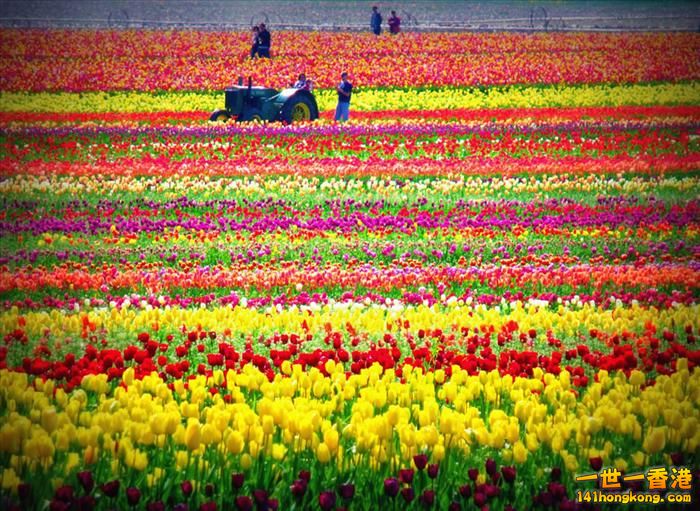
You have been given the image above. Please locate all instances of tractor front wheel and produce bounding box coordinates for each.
[209,109,231,122]
[280,94,318,124]
[238,108,264,123]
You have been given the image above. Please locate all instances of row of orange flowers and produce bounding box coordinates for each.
[1,263,697,295]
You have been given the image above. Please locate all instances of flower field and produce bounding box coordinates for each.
[0,28,699,510]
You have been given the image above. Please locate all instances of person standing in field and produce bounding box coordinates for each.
[258,23,271,58]
[250,25,260,59]
[388,10,401,34]
[335,72,353,122]
[370,6,382,35]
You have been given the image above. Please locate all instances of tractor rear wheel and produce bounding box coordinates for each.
[280,94,318,123]
[238,108,264,123]
[209,109,231,122]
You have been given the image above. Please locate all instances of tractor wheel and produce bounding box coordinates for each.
[238,108,264,123]
[280,94,318,123]
[209,109,231,122]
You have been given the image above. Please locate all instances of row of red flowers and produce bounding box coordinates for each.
[5,322,698,391]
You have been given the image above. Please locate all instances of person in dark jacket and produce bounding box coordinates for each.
[257,23,271,58]
[250,25,260,59]
[370,6,382,35]
[335,72,353,122]
[388,10,401,34]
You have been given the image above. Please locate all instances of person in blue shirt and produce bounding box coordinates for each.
[370,6,382,35]
[335,72,353,122]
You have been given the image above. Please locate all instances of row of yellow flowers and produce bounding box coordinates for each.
[2,174,698,199]
[2,82,699,113]
[2,302,698,340]
[1,360,697,493]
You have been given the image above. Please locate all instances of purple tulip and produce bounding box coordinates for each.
[17,483,31,502]
[384,478,399,497]
[100,480,120,498]
[231,473,245,490]
[485,458,497,476]
[399,468,414,485]
[76,471,94,494]
[290,479,307,498]
[427,463,439,479]
[181,481,193,497]
[338,483,355,500]
[413,454,428,471]
[126,487,141,506]
[397,486,412,503]
[420,489,435,506]
[54,486,74,502]
[235,496,253,511]
[318,491,336,510]
[501,466,516,484]
[252,489,268,505]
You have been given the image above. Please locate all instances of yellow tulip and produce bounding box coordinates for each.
[227,430,244,455]
[240,453,253,470]
[1,468,20,492]
[513,441,528,464]
[643,427,666,455]
[185,421,201,451]
[316,442,331,463]
[324,428,339,452]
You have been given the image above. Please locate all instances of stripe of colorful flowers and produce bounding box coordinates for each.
[1,30,699,90]
[0,26,699,511]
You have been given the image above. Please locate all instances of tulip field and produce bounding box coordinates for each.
[0,28,699,511]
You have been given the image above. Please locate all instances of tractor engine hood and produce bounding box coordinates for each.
[270,88,308,108]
